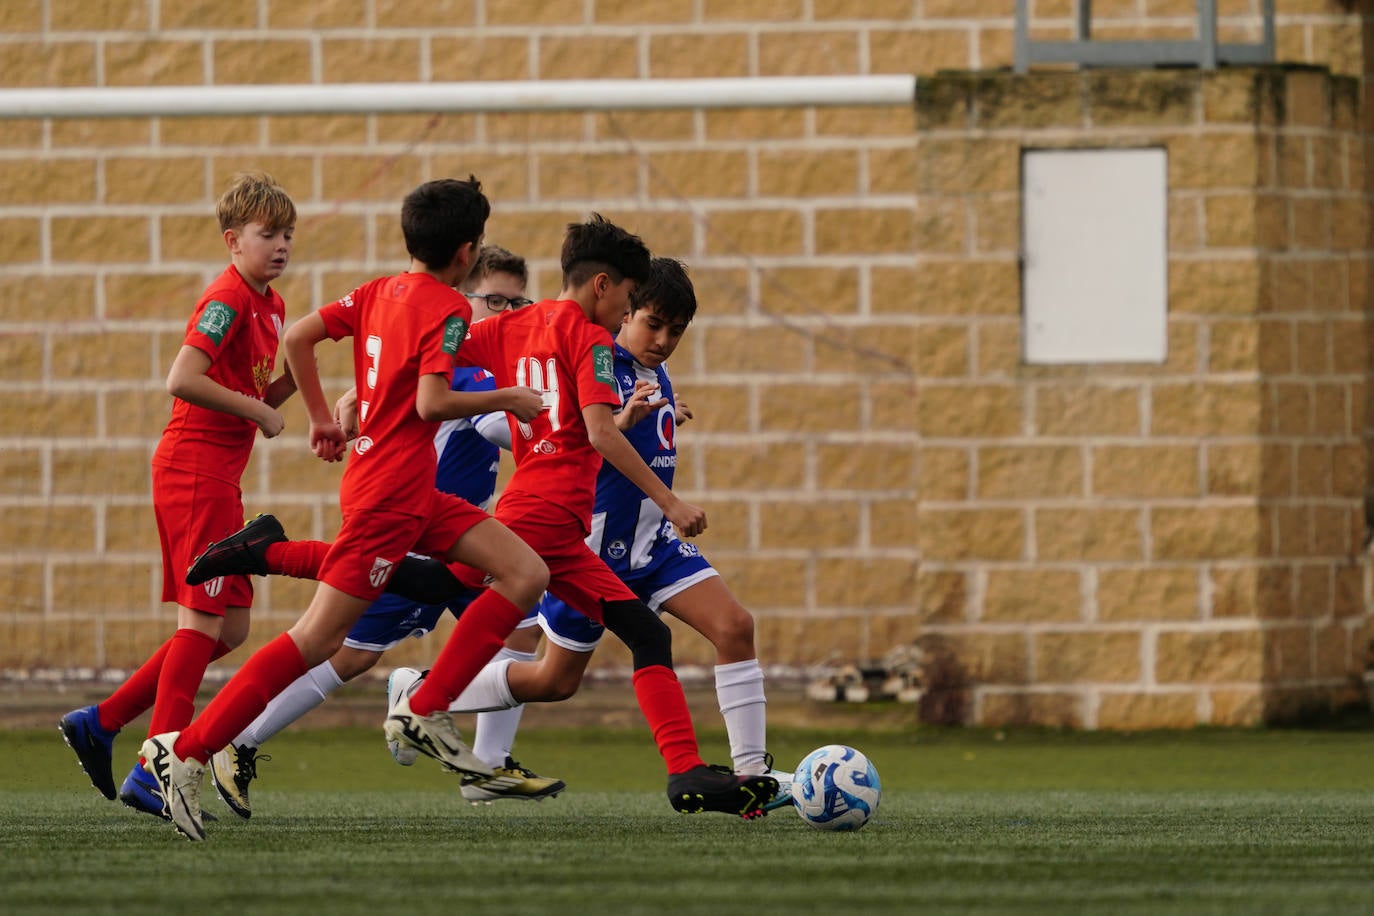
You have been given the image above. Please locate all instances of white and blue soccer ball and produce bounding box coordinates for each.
[791,744,881,831]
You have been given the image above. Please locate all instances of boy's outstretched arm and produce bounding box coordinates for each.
[584,402,707,538]
[166,345,285,438]
[282,311,347,462]
[415,374,543,423]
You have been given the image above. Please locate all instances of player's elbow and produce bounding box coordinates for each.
[415,399,446,423]
[165,368,192,400]
[585,423,615,456]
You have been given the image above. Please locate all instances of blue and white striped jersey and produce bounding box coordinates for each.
[587,343,685,578]
[432,365,502,510]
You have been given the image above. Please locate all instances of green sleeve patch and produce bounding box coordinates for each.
[442,316,468,355]
[195,300,238,345]
[592,345,614,387]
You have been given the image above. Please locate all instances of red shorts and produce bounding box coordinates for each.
[152,465,252,615]
[454,492,634,622]
[320,489,490,602]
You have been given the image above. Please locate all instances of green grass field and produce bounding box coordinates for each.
[5,723,1374,915]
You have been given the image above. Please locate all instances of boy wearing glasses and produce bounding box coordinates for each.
[202,246,563,819]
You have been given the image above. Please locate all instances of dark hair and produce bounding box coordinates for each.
[401,176,490,270]
[462,244,527,292]
[560,213,650,289]
[629,257,696,325]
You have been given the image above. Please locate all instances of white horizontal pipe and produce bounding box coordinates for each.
[0,76,916,119]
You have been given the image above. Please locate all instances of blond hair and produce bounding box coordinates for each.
[216,171,296,233]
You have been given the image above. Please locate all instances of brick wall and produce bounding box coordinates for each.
[913,66,1371,726]
[0,2,1370,727]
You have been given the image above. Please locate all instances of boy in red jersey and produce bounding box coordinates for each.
[384,214,778,819]
[140,177,549,841]
[58,173,298,818]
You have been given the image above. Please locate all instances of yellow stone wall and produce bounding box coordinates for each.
[0,1,1370,727]
[915,66,1371,727]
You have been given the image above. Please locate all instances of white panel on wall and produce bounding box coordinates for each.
[1021,147,1168,364]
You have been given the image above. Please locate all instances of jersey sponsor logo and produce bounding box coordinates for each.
[592,345,614,387]
[533,440,556,454]
[656,403,675,450]
[442,316,468,355]
[196,300,237,345]
[339,293,355,309]
[203,576,224,598]
[369,557,395,589]
[355,436,374,455]
[607,539,628,560]
[649,455,676,468]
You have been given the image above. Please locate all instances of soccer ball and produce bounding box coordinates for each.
[791,744,881,831]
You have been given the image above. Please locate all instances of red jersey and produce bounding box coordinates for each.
[319,272,471,514]
[457,299,621,528]
[152,264,285,486]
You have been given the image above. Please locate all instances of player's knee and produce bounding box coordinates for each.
[545,671,582,701]
[217,624,249,651]
[601,599,673,671]
[712,605,755,658]
[217,608,251,648]
[491,551,548,607]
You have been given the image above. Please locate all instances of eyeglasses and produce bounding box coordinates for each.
[465,292,533,311]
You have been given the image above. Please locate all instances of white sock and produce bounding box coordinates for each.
[471,647,536,767]
[715,658,768,775]
[447,655,517,714]
[234,660,345,749]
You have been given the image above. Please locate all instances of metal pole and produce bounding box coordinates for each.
[1261,0,1276,62]
[0,76,918,120]
[1199,0,1218,70]
[1015,0,1031,75]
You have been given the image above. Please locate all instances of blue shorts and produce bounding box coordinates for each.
[342,588,539,653]
[537,540,717,652]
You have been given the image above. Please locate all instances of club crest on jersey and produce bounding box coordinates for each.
[196,300,237,345]
[354,436,374,455]
[592,345,614,387]
[607,540,628,560]
[369,557,394,589]
[252,356,271,394]
[442,316,468,355]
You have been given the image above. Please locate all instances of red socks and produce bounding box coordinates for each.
[96,638,172,732]
[409,591,525,716]
[98,635,235,733]
[174,632,308,764]
[632,665,704,775]
[144,628,219,738]
[265,540,330,579]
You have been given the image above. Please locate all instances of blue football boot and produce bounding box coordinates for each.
[58,705,119,800]
[119,762,170,820]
